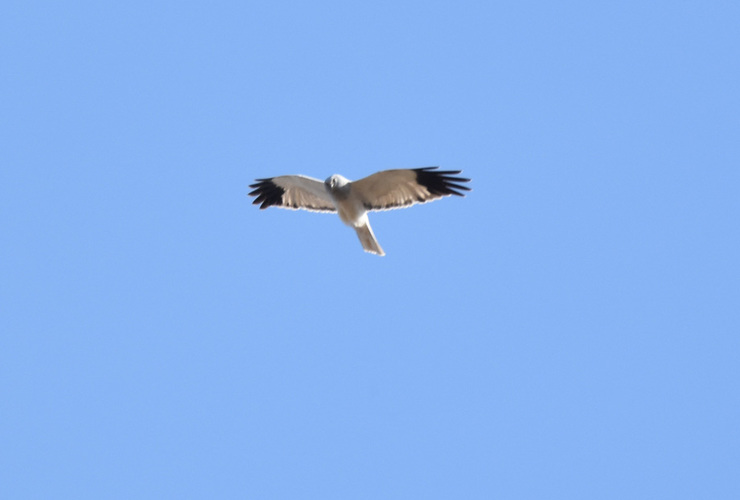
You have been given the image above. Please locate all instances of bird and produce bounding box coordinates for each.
[248,167,471,256]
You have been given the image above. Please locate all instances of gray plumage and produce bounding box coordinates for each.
[248,167,471,256]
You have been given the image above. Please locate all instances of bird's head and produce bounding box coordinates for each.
[325,174,349,192]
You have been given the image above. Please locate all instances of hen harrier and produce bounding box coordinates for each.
[248,167,471,256]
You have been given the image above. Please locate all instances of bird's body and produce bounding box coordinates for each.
[248,167,470,256]
[324,174,385,254]
[325,175,361,224]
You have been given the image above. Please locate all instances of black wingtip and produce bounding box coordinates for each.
[247,178,285,209]
[413,166,471,197]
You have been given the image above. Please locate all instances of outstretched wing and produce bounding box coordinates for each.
[249,175,336,212]
[351,167,471,211]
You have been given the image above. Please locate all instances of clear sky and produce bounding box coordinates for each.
[2,1,738,498]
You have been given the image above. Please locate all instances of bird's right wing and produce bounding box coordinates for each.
[249,175,336,212]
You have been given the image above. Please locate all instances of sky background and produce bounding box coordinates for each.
[2,1,739,498]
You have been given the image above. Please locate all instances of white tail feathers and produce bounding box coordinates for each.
[355,223,385,256]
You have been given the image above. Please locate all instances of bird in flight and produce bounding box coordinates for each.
[248,167,471,256]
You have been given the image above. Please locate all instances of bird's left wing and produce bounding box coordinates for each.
[351,167,471,211]
[249,175,336,212]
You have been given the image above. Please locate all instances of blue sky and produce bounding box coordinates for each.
[2,1,738,498]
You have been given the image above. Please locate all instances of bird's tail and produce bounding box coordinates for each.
[355,223,385,256]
